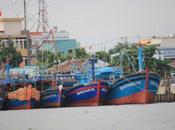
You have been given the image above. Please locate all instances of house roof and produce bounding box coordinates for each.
[47,59,86,74]
[47,59,110,74]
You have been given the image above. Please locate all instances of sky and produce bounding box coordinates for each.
[0,0,175,51]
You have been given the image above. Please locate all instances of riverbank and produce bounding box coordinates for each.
[1,103,175,130]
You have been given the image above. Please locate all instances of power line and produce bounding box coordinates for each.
[87,35,153,47]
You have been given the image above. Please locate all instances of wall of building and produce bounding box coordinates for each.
[3,21,21,35]
[55,39,79,54]
[150,37,175,60]
[30,31,81,55]
[161,38,175,48]
[54,31,69,40]
[0,22,3,32]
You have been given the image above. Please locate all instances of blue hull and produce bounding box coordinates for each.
[0,97,4,110]
[6,99,36,110]
[65,81,109,106]
[40,89,65,108]
[107,72,160,104]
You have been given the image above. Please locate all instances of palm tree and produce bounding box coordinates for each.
[74,48,89,59]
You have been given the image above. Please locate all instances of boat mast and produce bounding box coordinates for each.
[89,55,97,81]
[138,45,143,71]
[137,34,144,71]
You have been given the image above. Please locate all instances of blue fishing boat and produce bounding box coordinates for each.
[107,46,161,104]
[0,79,14,110]
[4,77,40,110]
[40,88,66,108]
[6,81,40,110]
[107,70,160,104]
[65,80,108,106]
[65,56,109,107]
[39,79,66,108]
[0,97,4,109]
[0,81,6,110]
[6,98,36,110]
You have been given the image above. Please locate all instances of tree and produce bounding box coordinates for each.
[67,49,74,60]
[108,42,171,77]
[0,39,23,68]
[108,43,129,55]
[74,48,89,59]
[95,51,110,63]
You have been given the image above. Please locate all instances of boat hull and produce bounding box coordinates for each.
[6,99,36,110]
[40,89,65,108]
[0,97,4,109]
[65,81,108,107]
[107,72,160,105]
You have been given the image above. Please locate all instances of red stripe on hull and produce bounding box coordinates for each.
[42,102,61,108]
[8,104,34,110]
[107,90,155,105]
[66,96,104,107]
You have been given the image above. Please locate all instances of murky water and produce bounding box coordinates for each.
[0,103,175,130]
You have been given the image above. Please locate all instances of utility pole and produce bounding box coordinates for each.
[24,0,27,31]
[24,0,30,65]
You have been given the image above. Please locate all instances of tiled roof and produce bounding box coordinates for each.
[47,59,86,74]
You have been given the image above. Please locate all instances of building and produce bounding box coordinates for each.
[55,39,79,54]
[54,29,80,54]
[30,29,80,57]
[0,16,31,65]
[139,35,175,60]
[30,31,55,54]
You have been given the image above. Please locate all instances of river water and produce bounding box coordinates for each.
[0,103,175,130]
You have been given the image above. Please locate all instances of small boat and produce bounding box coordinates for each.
[40,88,65,108]
[107,70,160,104]
[39,80,66,108]
[0,96,4,109]
[0,79,14,110]
[6,98,36,110]
[6,83,40,110]
[65,80,108,106]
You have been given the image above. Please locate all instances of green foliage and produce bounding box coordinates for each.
[109,43,129,55]
[0,39,23,68]
[35,42,171,78]
[95,51,110,63]
[36,50,62,68]
[36,48,89,68]
[108,42,171,77]
[74,48,89,59]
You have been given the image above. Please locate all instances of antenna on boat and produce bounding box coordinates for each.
[5,63,10,80]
